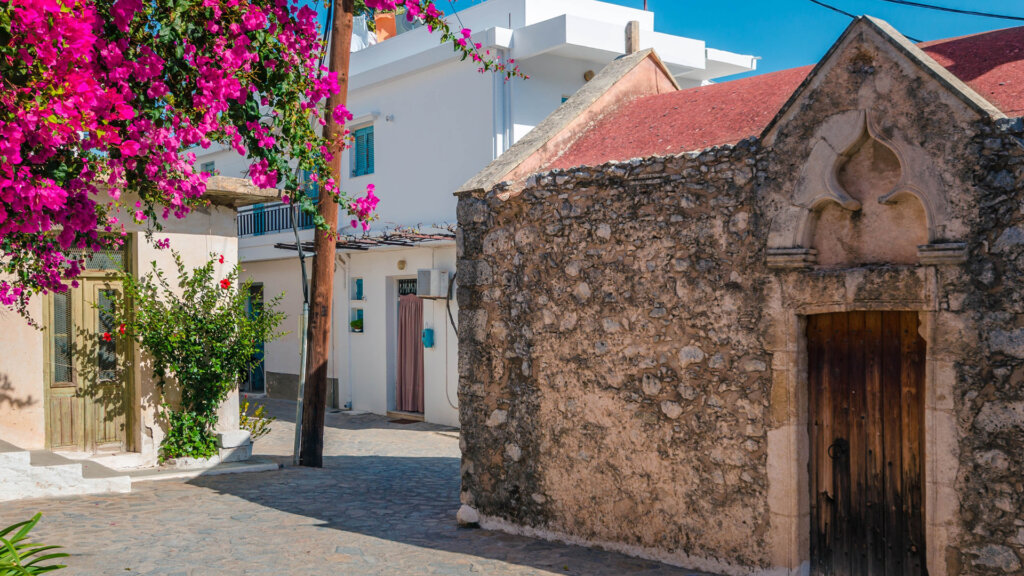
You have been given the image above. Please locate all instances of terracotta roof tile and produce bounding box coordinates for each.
[919,26,1024,117]
[550,66,810,170]
[550,26,1024,171]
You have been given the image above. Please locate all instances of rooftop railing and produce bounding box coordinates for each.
[238,202,315,237]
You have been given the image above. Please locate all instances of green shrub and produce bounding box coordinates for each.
[239,399,275,441]
[0,514,68,575]
[115,250,285,461]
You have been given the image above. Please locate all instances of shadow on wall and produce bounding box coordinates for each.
[0,373,36,410]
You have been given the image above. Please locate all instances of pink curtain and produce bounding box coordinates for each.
[396,294,424,413]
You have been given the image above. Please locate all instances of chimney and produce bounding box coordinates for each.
[625,20,640,55]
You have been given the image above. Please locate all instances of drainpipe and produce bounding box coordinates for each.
[290,202,309,466]
[492,46,513,157]
[335,252,353,410]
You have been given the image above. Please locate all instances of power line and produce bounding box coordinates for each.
[878,0,1024,22]
[808,0,857,19]
[806,0,923,42]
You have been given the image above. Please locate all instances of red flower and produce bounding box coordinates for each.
[218,255,225,264]
[220,279,231,290]
[118,323,126,335]
[102,332,112,342]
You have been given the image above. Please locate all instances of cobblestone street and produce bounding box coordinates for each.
[0,399,711,576]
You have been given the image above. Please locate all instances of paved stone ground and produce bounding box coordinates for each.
[0,399,715,576]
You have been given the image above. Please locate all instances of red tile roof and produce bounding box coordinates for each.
[550,66,811,170]
[919,27,1024,117]
[550,26,1024,171]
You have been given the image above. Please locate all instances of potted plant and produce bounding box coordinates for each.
[350,318,364,333]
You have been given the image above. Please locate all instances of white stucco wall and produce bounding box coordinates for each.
[342,61,496,231]
[0,298,46,450]
[345,244,458,427]
[240,244,458,427]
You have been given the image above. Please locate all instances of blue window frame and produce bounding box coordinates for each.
[352,126,374,177]
[301,169,319,201]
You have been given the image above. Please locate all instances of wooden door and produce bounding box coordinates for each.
[807,311,926,576]
[47,289,84,450]
[46,278,129,452]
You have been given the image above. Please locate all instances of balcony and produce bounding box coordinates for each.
[237,202,315,238]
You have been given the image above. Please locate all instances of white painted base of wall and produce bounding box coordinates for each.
[0,444,131,503]
[471,510,803,576]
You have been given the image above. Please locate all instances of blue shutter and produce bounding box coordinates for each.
[302,169,319,201]
[352,126,374,177]
[365,127,374,175]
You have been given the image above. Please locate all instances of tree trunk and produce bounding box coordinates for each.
[299,0,354,468]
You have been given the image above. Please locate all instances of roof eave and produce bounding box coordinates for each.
[204,176,281,208]
[455,48,672,197]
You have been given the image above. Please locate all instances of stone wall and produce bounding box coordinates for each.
[457,142,778,573]
[456,30,1024,575]
[952,119,1024,574]
[458,122,1024,574]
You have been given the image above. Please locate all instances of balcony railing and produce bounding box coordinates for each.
[238,202,315,237]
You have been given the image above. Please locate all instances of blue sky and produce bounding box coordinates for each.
[440,0,1023,77]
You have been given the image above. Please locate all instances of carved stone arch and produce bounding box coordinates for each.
[767,109,966,269]
[866,113,950,242]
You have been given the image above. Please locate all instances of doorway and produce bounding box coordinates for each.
[46,276,131,453]
[243,283,266,394]
[807,311,926,575]
[390,278,423,416]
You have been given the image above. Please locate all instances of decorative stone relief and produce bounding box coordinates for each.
[767,109,965,268]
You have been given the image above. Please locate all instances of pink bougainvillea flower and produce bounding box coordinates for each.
[102,332,112,342]
[218,255,225,264]
[118,323,126,335]
[121,140,141,156]
[220,279,231,290]
[0,0,525,318]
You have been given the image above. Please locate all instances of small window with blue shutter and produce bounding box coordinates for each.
[301,169,319,200]
[351,126,375,177]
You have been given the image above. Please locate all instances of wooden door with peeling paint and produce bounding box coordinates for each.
[807,311,926,575]
[45,253,131,453]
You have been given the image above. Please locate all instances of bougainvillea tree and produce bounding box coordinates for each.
[0,0,521,316]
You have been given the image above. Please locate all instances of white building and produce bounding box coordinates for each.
[196,0,756,427]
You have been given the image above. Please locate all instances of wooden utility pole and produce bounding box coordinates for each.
[300,0,354,468]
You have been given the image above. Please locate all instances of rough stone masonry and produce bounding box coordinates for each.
[456,22,1024,576]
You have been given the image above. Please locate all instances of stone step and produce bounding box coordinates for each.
[0,439,131,502]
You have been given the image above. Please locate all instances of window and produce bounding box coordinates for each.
[351,126,374,177]
[398,278,418,296]
[200,161,215,174]
[301,169,319,201]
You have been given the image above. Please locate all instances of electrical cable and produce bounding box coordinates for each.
[447,0,494,67]
[877,0,1024,22]
[443,271,458,410]
[806,0,922,42]
[808,0,857,19]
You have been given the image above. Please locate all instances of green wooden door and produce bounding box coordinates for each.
[47,289,84,450]
[46,278,130,452]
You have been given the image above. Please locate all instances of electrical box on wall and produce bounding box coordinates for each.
[416,268,449,299]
